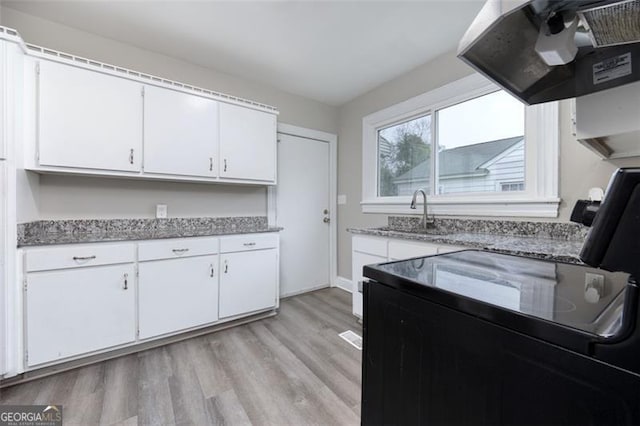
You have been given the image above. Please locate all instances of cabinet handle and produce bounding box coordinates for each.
[209,157,213,172]
[224,159,227,172]
[224,260,228,274]
[210,264,215,277]
[123,273,129,290]
[172,248,190,254]
[243,242,256,247]
[73,255,96,261]
[129,149,134,165]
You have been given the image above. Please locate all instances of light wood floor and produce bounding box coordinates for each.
[0,288,362,425]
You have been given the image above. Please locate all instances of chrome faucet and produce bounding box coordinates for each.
[410,188,435,229]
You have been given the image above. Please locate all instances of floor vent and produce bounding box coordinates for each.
[339,330,363,350]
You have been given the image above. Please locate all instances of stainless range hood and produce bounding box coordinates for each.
[458,0,640,105]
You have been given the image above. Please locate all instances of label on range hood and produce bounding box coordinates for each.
[593,52,632,85]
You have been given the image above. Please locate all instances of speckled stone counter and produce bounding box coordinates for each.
[18,216,281,247]
[348,217,588,264]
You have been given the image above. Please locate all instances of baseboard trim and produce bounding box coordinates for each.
[280,283,330,299]
[335,276,353,293]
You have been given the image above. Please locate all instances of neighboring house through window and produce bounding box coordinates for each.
[362,73,560,217]
[393,137,525,196]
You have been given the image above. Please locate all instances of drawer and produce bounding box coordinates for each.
[220,233,278,253]
[388,240,439,261]
[352,235,388,257]
[26,243,136,272]
[138,236,219,261]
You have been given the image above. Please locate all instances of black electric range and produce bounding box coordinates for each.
[364,250,632,358]
[360,169,640,426]
[361,252,640,425]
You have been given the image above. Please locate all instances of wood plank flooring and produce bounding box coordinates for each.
[0,288,362,425]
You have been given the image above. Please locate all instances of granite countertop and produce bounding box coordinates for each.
[18,216,281,247]
[348,217,589,264]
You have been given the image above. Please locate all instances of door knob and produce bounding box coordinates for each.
[323,217,330,223]
[323,209,329,214]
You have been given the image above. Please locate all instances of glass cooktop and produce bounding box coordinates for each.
[368,250,631,336]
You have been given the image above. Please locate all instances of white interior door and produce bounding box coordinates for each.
[276,133,330,297]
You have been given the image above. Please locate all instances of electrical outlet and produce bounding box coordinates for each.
[156,204,168,219]
[585,273,604,289]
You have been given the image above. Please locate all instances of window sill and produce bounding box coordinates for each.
[361,197,561,217]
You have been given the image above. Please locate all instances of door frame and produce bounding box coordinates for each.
[268,123,338,288]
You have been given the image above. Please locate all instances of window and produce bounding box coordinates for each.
[378,115,432,197]
[362,73,559,217]
[436,91,524,195]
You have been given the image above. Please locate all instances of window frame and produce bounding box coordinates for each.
[361,73,560,217]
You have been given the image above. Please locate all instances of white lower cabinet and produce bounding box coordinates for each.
[352,251,387,318]
[26,262,136,366]
[138,254,219,339]
[351,234,466,317]
[220,250,278,318]
[219,234,278,318]
[22,234,279,370]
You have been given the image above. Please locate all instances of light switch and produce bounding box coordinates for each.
[156,204,168,219]
[338,194,347,205]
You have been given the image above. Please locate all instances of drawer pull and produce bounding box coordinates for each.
[123,273,129,290]
[209,157,213,172]
[210,264,215,278]
[73,255,96,261]
[224,260,228,274]
[224,159,228,172]
[172,248,190,254]
[129,148,134,165]
[243,242,256,247]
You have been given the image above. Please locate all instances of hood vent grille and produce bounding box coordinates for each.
[581,0,640,47]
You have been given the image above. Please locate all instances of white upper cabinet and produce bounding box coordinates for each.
[29,52,278,183]
[143,85,219,177]
[219,102,277,182]
[37,60,143,172]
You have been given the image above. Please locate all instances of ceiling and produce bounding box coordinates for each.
[2,1,485,106]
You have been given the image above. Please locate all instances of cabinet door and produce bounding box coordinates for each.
[138,255,219,339]
[143,86,218,177]
[26,263,136,366]
[352,251,387,318]
[219,103,276,182]
[219,249,277,318]
[37,60,142,172]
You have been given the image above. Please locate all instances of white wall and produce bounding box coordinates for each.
[0,7,338,222]
[37,175,267,220]
[336,50,640,279]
